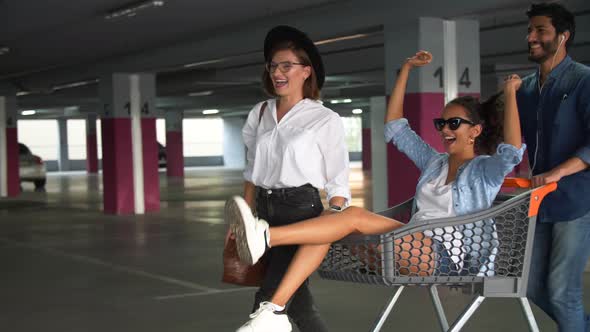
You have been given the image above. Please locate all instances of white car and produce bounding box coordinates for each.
[19,143,47,190]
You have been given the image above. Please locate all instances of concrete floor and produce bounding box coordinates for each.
[1,164,585,331]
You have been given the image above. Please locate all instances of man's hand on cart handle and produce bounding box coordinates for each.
[531,169,563,188]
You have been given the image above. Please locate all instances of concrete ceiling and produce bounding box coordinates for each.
[1,0,589,119]
[0,0,342,75]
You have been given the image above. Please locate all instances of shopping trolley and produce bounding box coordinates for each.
[318,178,557,332]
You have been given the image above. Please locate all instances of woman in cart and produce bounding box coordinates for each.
[228,50,526,332]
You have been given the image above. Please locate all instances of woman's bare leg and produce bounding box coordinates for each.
[269,206,404,247]
[270,243,331,306]
[395,234,435,276]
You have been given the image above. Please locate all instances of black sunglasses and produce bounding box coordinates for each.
[433,117,475,131]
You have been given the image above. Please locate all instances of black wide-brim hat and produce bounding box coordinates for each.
[264,25,325,89]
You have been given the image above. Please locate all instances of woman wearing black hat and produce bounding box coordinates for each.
[234,25,350,332]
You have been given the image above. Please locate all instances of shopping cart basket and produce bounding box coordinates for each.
[318,178,557,332]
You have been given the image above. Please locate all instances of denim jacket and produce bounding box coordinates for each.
[517,56,590,222]
[384,118,526,216]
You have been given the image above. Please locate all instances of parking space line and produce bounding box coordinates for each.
[0,237,217,292]
[154,287,256,300]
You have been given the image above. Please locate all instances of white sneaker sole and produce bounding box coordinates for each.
[226,196,255,265]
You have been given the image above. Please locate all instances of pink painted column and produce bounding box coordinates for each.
[100,73,159,215]
[165,111,184,178]
[0,96,20,197]
[514,152,530,177]
[383,18,481,208]
[86,114,98,173]
[101,117,134,214]
[386,93,445,207]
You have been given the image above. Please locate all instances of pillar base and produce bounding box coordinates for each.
[102,118,160,214]
[166,131,184,178]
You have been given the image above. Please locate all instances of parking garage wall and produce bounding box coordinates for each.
[20,115,362,172]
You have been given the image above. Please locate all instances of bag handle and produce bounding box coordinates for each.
[258,101,268,124]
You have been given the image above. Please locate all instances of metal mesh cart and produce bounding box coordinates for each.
[318,178,557,332]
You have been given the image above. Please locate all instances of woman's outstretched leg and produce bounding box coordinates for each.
[226,196,404,265]
[269,206,403,247]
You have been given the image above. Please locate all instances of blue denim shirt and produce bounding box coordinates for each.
[384,118,525,216]
[517,56,590,222]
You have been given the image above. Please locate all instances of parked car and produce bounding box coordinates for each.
[158,142,166,168]
[19,143,47,190]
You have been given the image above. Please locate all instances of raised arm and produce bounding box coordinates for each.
[385,51,433,123]
[383,51,439,172]
[502,74,523,149]
[480,75,526,187]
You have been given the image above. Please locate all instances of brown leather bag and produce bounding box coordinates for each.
[221,101,269,286]
[222,237,267,286]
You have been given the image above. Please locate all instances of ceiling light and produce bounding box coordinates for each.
[105,0,165,20]
[352,109,363,114]
[0,46,9,56]
[64,106,80,115]
[21,110,36,116]
[16,91,31,97]
[330,98,353,104]
[182,49,260,69]
[52,79,99,91]
[202,109,219,115]
[188,90,214,97]
[315,33,370,46]
[184,59,223,68]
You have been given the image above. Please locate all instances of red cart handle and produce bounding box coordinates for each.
[502,177,558,217]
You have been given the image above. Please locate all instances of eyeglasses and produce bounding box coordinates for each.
[433,117,475,131]
[265,61,307,73]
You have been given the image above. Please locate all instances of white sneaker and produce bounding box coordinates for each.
[225,196,269,265]
[236,302,292,332]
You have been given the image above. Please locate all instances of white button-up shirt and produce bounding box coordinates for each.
[243,98,351,204]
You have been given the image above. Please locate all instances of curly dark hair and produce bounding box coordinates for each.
[526,2,576,49]
[446,94,504,155]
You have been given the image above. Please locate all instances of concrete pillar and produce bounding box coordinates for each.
[165,111,184,178]
[57,118,70,171]
[100,73,159,215]
[383,17,480,207]
[361,110,371,172]
[223,116,247,169]
[370,96,388,212]
[0,96,20,197]
[86,113,98,174]
[456,20,482,99]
